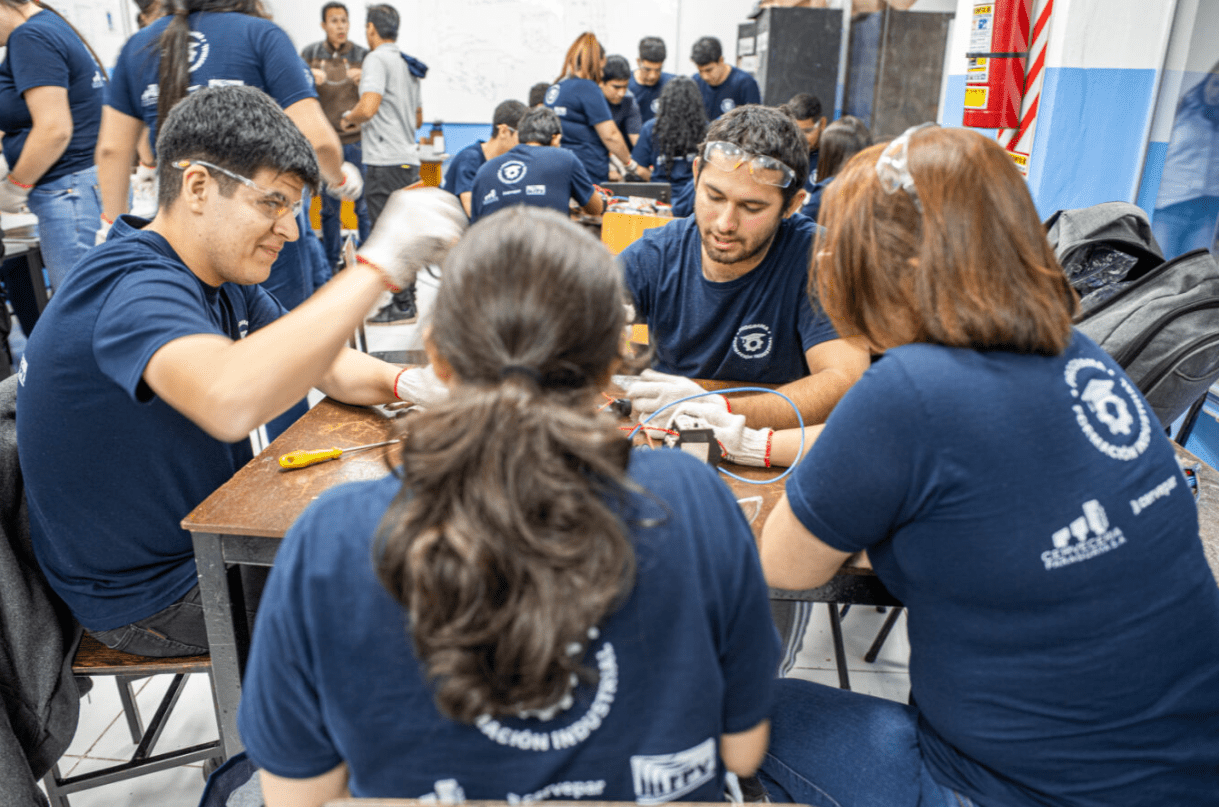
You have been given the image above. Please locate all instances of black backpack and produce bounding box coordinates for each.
[1073,248,1219,433]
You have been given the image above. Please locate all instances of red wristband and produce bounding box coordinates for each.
[356,254,402,293]
[763,430,774,469]
[6,175,33,190]
[721,394,731,414]
[392,368,407,400]
[100,213,114,225]
[138,161,156,169]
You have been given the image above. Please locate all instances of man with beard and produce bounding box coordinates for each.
[620,105,868,432]
[619,105,869,677]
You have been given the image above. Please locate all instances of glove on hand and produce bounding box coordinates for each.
[625,369,728,420]
[0,153,8,181]
[394,365,450,407]
[325,161,364,200]
[0,175,31,215]
[358,187,467,290]
[132,162,157,195]
[664,402,772,467]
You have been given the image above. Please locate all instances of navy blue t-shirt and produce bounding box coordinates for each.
[441,141,486,200]
[628,71,673,125]
[608,91,642,144]
[621,214,838,382]
[693,67,760,120]
[17,225,286,630]
[631,119,696,217]
[544,78,613,182]
[786,333,1219,806]
[107,11,316,147]
[0,11,104,185]
[239,448,779,800]
[470,144,595,222]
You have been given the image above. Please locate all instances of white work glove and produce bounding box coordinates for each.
[394,365,450,407]
[325,161,364,200]
[357,187,467,291]
[0,174,31,214]
[130,163,159,219]
[664,402,773,467]
[0,153,8,181]
[95,217,113,246]
[625,368,729,420]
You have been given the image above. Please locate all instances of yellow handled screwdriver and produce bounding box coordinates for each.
[278,439,399,470]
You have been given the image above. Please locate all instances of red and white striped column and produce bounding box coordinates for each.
[996,0,1054,177]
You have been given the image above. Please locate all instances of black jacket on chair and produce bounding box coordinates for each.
[0,373,80,806]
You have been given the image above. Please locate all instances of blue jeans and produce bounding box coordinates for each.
[757,678,978,807]
[320,141,370,266]
[25,165,102,291]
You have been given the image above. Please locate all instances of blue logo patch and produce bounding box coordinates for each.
[544,85,560,105]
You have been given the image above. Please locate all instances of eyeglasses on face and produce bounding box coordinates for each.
[701,141,796,189]
[173,159,302,220]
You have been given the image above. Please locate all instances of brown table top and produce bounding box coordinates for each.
[182,395,789,541]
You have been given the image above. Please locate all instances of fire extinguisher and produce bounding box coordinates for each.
[963,0,1032,128]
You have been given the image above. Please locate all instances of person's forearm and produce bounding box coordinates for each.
[96,107,144,220]
[284,98,344,186]
[9,120,71,187]
[316,347,399,405]
[727,368,856,430]
[767,424,824,467]
[599,128,633,166]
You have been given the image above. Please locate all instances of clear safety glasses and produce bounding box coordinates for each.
[875,122,936,213]
[701,141,797,189]
[173,159,303,220]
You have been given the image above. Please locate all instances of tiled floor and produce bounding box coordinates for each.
[46,604,909,806]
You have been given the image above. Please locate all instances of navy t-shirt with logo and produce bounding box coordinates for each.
[620,213,838,383]
[238,448,780,800]
[107,11,316,147]
[631,119,696,217]
[0,10,105,185]
[786,332,1219,806]
[544,78,613,183]
[628,71,673,125]
[693,66,760,121]
[17,224,286,630]
[469,144,595,223]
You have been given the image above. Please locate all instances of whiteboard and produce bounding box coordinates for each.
[263,0,756,123]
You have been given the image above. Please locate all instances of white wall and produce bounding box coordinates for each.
[262,0,756,122]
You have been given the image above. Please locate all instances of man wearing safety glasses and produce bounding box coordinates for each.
[619,105,870,674]
[16,86,466,658]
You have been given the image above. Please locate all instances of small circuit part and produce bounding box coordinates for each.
[674,427,722,467]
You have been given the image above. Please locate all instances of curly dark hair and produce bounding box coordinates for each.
[653,76,706,168]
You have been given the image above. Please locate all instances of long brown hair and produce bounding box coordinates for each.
[1,1,109,82]
[376,207,638,723]
[555,31,604,83]
[812,126,1077,355]
[156,0,266,125]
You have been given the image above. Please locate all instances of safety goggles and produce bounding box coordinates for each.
[173,159,302,220]
[875,122,936,213]
[701,141,797,189]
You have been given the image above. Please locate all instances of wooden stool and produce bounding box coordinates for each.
[42,634,223,807]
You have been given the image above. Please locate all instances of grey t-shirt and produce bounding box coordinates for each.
[359,43,421,166]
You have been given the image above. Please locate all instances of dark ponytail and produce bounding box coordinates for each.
[376,207,641,724]
[156,0,265,125]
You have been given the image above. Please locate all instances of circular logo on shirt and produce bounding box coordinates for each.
[544,84,561,106]
[720,98,736,114]
[651,98,660,114]
[1064,357,1151,461]
[498,160,528,184]
[188,31,210,72]
[732,324,773,360]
